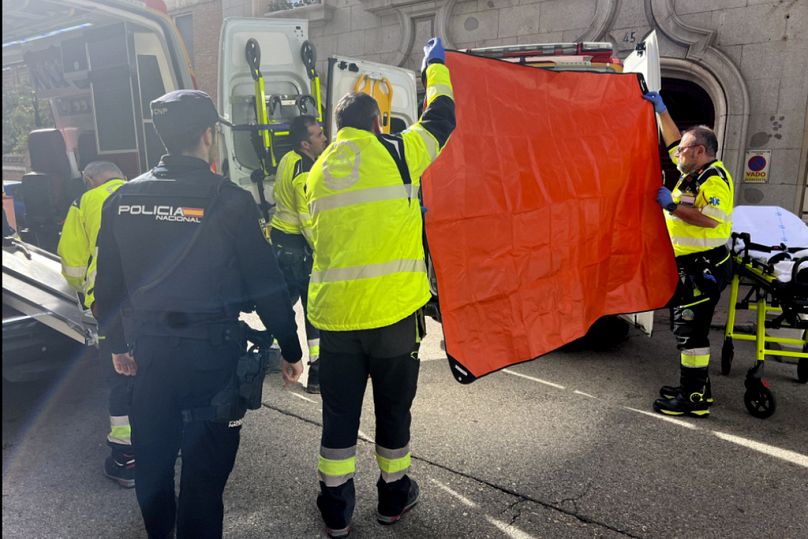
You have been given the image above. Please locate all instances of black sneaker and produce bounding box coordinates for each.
[377,479,419,525]
[306,360,320,394]
[104,453,135,488]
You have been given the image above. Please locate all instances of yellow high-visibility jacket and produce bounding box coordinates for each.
[666,145,734,257]
[270,150,303,235]
[57,178,125,308]
[305,62,455,330]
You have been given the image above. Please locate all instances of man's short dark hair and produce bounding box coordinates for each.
[158,125,213,155]
[335,92,380,131]
[290,115,318,150]
[683,125,718,157]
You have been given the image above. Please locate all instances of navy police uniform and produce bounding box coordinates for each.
[94,90,302,539]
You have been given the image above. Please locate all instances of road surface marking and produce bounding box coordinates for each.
[712,431,808,469]
[502,369,566,389]
[624,407,699,430]
[430,478,477,507]
[290,392,317,404]
[486,516,538,539]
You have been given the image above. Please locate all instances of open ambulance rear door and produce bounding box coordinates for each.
[325,56,418,139]
[218,17,318,222]
[620,30,662,336]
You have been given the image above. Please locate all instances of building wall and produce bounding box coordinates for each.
[173,0,808,212]
[166,0,224,105]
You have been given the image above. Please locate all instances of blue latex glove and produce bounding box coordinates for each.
[657,186,674,209]
[421,37,445,72]
[643,91,667,114]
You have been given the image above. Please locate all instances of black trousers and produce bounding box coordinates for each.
[130,334,241,539]
[317,312,423,528]
[670,246,732,360]
[271,230,319,359]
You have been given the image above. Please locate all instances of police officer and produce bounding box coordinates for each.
[269,114,328,393]
[644,91,734,417]
[94,90,303,538]
[57,160,134,487]
[305,38,455,537]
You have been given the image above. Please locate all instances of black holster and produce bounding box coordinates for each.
[181,323,274,423]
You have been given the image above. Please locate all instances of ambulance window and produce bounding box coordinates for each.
[137,55,166,119]
[86,25,138,153]
[61,37,88,74]
[174,14,194,66]
[92,68,138,152]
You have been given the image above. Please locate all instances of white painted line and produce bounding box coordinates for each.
[429,478,477,507]
[290,392,317,404]
[573,390,599,399]
[623,407,700,430]
[486,516,538,539]
[502,369,566,390]
[712,431,808,469]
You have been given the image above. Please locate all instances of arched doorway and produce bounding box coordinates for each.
[658,77,716,189]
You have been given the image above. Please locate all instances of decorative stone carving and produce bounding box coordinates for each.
[647,0,749,185]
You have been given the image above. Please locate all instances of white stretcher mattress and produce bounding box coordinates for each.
[731,206,808,284]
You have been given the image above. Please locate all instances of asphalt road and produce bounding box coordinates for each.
[3,305,807,538]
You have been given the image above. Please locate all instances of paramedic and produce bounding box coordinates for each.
[269,114,328,393]
[94,90,303,539]
[644,91,734,418]
[57,160,134,487]
[305,37,455,537]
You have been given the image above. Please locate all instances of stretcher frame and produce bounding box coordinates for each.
[722,232,808,418]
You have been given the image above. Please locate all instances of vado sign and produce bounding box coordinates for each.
[743,150,771,183]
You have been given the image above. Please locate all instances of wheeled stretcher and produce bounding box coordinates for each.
[722,206,808,418]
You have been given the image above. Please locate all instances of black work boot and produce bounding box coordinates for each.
[306,359,320,394]
[660,377,714,404]
[377,476,419,525]
[654,367,711,417]
[317,480,354,537]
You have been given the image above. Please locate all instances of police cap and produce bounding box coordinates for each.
[150,90,230,138]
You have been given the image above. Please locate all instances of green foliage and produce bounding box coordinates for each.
[2,75,54,155]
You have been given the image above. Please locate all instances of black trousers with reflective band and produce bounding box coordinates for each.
[320,312,421,450]
[670,247,732,352]
[130,335,241,539]
[317,313,421,528]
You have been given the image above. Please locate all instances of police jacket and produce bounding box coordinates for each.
[305,62,455,330]
[57,178,125,308]
[666,143,734,258]
[94,154,302,362]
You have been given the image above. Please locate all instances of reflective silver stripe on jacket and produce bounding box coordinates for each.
[310,259,427,284]
[405,124,439,161]
[62,264,86,278]
[671,236,729,248]
[309,184,415,215]
[701,205,729,222]
[426,84,454,102]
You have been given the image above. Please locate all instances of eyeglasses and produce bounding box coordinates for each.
[674,144,703,155]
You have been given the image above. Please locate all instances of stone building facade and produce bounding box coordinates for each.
[167,0,808,214]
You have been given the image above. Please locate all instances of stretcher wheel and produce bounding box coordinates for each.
[798,356,808,384]
[744,383,776,419]
[721,338,734,375]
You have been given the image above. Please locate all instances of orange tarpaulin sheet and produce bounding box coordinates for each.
[423,51,678,383]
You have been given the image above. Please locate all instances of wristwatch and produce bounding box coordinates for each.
[665,201,678,213]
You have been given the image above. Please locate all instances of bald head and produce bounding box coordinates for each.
[83,161,125,189]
